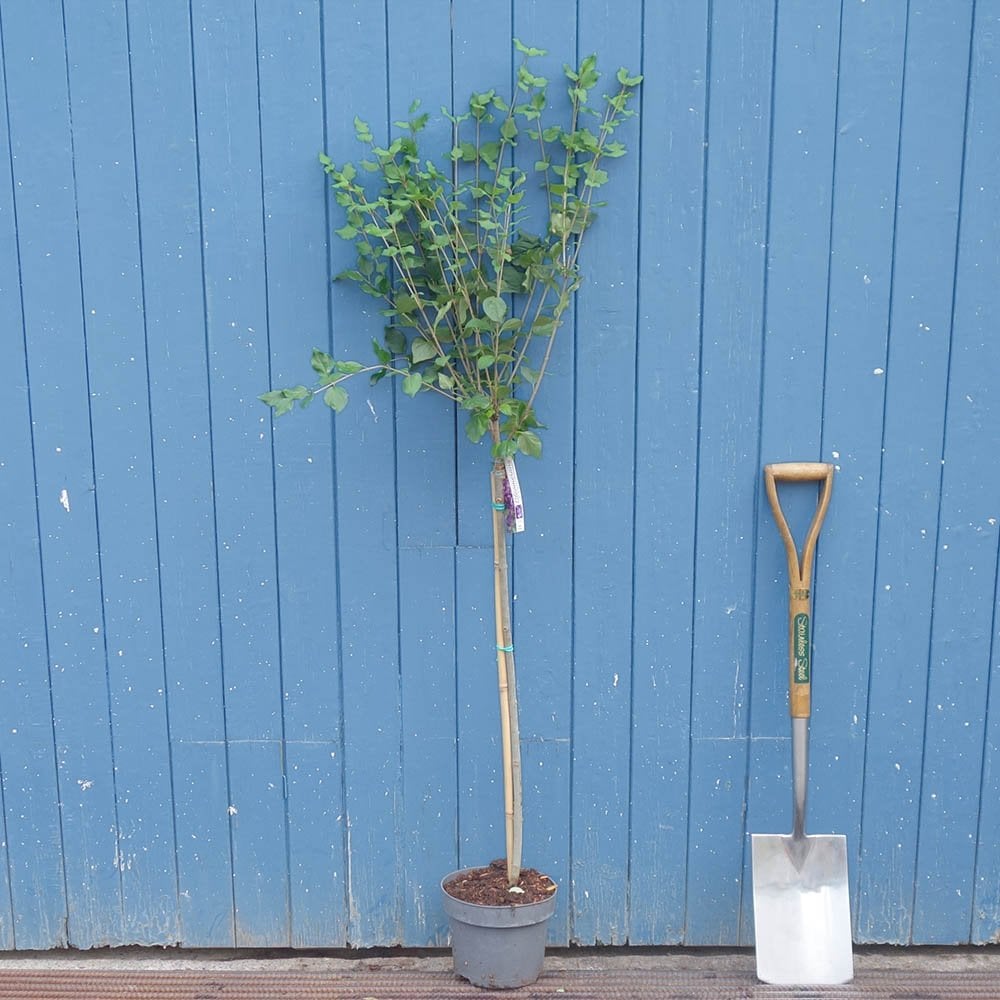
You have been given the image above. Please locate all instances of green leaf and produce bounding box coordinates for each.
[477,354,496,370]
[433,303,452,327]
[335,360,365,375]
[513,38,547,58]
[385,328,407,354]
[323,385,349,412]
[516,430,542,458]
[479,141,501,167]
[549,211,571,236]
[616,67,644,87]
[466,411,490,443]
[311,349,334,376]
[437,373,454,390]
[402,372,422,396]
[354,116,373,143]
[372,339,392,365]
[260,386,310,418]
[462,392,492,412]
[411,338,437,364]
[482,296,508,323]
[493,438,518,459]
[259,389,287,408]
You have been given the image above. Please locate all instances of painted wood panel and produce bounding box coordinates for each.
[820,0,908,945]
[0,0,996,950]
[628,0,707,947]
[685,0,775,946]
[2,1,124,948]
[741,0,842,949]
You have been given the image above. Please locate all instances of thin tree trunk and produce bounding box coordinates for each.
[489,446,523,887]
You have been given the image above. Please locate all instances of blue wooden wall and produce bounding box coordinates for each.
[1,0,998,950]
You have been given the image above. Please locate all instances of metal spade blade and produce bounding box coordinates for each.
[752,831,853,985]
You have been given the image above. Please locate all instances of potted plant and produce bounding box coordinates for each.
[262,40,640,988]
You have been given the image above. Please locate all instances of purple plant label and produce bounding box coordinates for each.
[502,457,525,533]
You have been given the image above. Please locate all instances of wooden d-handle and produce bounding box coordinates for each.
[765,461,835,484]
[763,462,834,718]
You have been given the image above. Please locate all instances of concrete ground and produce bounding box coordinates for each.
[0,946,996,998]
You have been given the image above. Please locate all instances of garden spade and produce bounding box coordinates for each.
[751,462,853,986]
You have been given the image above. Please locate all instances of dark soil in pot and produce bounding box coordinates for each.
[443,858,557,906]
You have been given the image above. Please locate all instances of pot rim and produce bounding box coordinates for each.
[440,866,559,910]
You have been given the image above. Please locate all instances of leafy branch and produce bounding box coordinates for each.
[262,41,641,462]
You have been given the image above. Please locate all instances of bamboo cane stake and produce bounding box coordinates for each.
[490,458,523,887]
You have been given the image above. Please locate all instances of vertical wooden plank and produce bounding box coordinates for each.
[170,742,233,946]
[452,0,511,551]
[628,0,707,945]
[966,5,1000,946]
[62,0,180,944]
[398,548,456,945]
[0,12,66,950]
[976,646,1000,944]
[685,0,775,946]
[226,740,289,947]
[190,0,289,947]
[321,0,403,947]
[127,0,235,948]
[256,0,347,948]
[857,1,971,944]
[914,1,999,944]
[384,0,459,946]
[450,1,514,907]
[455,548,501,872]
[741,0,841,946]
[915,327,999,940]
[282,743,345,946]
[486,2,577,945]
[386,2,457,555]
[568,0,642,947]
[1,2,124,948]
[818,0,907,944]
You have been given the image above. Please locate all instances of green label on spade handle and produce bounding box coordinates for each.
[793,613,810,683]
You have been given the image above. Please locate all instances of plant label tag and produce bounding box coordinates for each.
[502,457,525,533]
